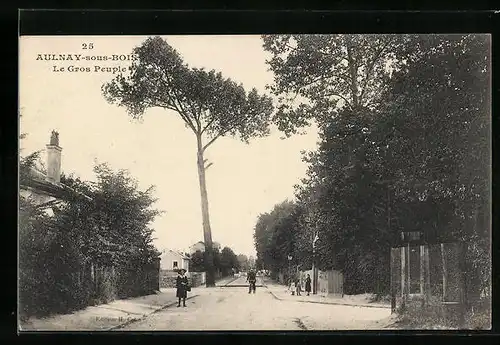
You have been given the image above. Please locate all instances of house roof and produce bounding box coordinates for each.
[20,167,91,202]
[163,249,191,260]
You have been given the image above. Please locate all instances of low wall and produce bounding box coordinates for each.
[160,270,206,288]
[160,270,177,288]
[189,272,206,287]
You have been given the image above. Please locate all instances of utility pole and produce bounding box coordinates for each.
[287,255,292,285]
[312,231,319,294]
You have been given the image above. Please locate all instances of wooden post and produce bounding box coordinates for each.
[425,245,431,305]
[314,267,319,295]
[420,245,425,295]
[401,246,406,310]
[406,244,411,297]
[441,243,447,302]
[458,242,468,327]
[439,243,449,324]
[420,245,425,307]
[390,248,396,313]
[312,261,318,295]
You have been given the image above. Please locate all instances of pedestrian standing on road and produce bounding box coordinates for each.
[176,268,189,307]
[247,269,257,294]
[295,277,302,296]
[305,274,311,296]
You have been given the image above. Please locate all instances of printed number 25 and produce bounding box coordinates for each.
[82,43,94,49]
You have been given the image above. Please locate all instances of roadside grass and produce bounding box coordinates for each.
[388,298,491,330]
[369,294,391,304]
[392,303,457,330]
[463,302,491,330]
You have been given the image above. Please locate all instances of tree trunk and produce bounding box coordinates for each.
[196,135,215,287]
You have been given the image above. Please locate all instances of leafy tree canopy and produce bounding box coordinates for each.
[103,36,274,146]
[262,34,408,135]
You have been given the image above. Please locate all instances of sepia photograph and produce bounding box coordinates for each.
[18,34,491,331]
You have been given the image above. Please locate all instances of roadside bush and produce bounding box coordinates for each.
[19,202,57,318]
[19,207,88,318]
[464,298,491,330]
[19,163,161,319]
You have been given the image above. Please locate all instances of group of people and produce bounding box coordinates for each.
[289,274,312,296]
[177,268,313,306]
[175,267,260,307]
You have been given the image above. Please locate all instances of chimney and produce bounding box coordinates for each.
[46,130,62,184]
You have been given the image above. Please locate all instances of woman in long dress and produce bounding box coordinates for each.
[176,268,189,307]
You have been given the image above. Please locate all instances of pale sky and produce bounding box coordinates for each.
[19,35,319,257]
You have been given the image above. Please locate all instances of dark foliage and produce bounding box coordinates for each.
[257,34,490,299]
[19,159,162,318]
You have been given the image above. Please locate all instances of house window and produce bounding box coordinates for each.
[173,261,178,269]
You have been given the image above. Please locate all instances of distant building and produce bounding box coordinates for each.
[159,249,190,272]
[19,130,91,214]
[189,241,205,254]
[188,241,221,254]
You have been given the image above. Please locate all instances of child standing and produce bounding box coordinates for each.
[295,278,302,296]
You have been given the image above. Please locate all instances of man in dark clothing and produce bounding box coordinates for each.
[247,269,257,293]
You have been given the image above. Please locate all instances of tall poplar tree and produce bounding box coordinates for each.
[103,37,274,286]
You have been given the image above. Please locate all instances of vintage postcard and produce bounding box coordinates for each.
[18,34,491,331]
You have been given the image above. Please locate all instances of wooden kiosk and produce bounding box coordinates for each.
[390,231,467,326]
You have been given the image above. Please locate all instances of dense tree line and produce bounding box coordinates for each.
[236,254,255,271]
[190,246,241,277]
[19,156,162,318]
[254,34,490,298]
[253,201,305,279]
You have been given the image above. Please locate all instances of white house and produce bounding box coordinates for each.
[159,249,190,272]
